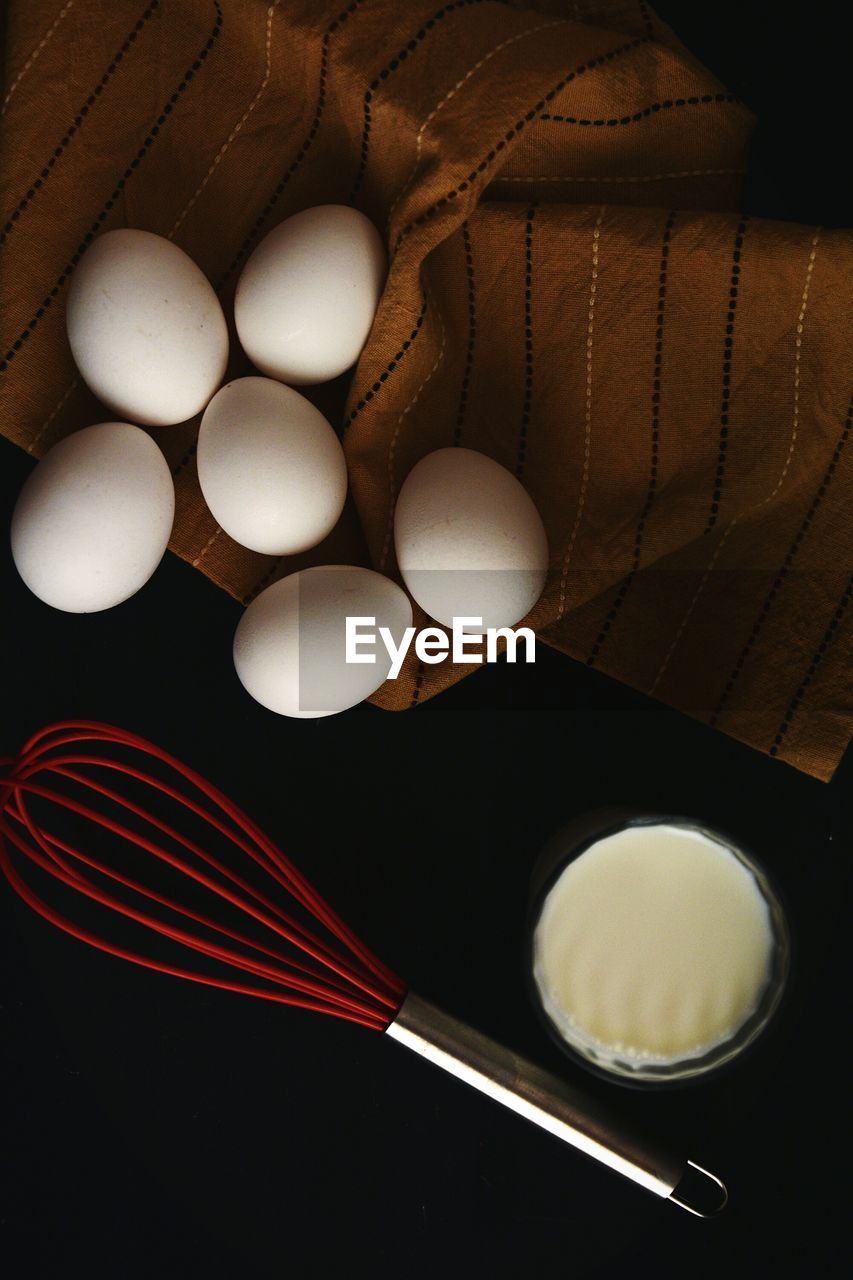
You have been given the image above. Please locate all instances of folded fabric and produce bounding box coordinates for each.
[1,0,850,779]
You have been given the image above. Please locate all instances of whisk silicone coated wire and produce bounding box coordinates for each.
[0,720,726,1217]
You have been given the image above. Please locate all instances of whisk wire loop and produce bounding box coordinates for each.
[0,721,406,1031]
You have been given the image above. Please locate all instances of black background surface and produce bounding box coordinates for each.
[1,3,850,1276]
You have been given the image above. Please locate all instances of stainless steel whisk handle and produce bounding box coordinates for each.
[386,992,727,1217]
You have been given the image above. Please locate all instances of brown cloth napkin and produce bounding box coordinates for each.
[2,0,851,779]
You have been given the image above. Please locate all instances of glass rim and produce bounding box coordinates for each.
[527,811,791,1087]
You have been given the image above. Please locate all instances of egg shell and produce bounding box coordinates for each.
[197,377,347,556]
[393,447,549,631]
[10,422,175,613]
[233,566,413,718]
[234,204,386,385]
[66,229,228,426]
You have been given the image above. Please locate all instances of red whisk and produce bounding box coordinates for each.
[0,720,726,1218]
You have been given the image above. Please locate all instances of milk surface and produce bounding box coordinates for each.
[533,824,774,1065]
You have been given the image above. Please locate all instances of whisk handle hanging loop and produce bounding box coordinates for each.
[386,992,727,1217]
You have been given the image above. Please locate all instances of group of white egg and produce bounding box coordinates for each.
[11,204,549,718]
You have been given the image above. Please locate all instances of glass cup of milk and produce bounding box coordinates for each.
[528,811,790,1085]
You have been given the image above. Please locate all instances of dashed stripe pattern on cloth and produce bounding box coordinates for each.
[379,289,448,571]
[768,572,853,756]
[408,663,427,705]
[174,2,286,570]
[170,0,368,486]
[710,395,853,727]
[169,2,282,241]
[586,209,676,667]
[348,0,501,202]
[558,208,603,618]
[706,217,749,534]
[392,35,649,251]
[342,299,428,436]
[636,0,655,38]
[214,0,369,292]
[385,14,566,234]
[453,221,477,446]
[516,202,537,478]
[1,2,160,246]
[495,166,745,185]
[538,90,738,126]
[0,0,223,377]
[2,1,76,115]
[648,230,822,698]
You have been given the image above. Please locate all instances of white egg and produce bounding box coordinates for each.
[233,566,412,718]
[10,422,175,612]
[394,447,549,631]
[234,204,386,385]
[197,377,347,556]
[66,229,228,426]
